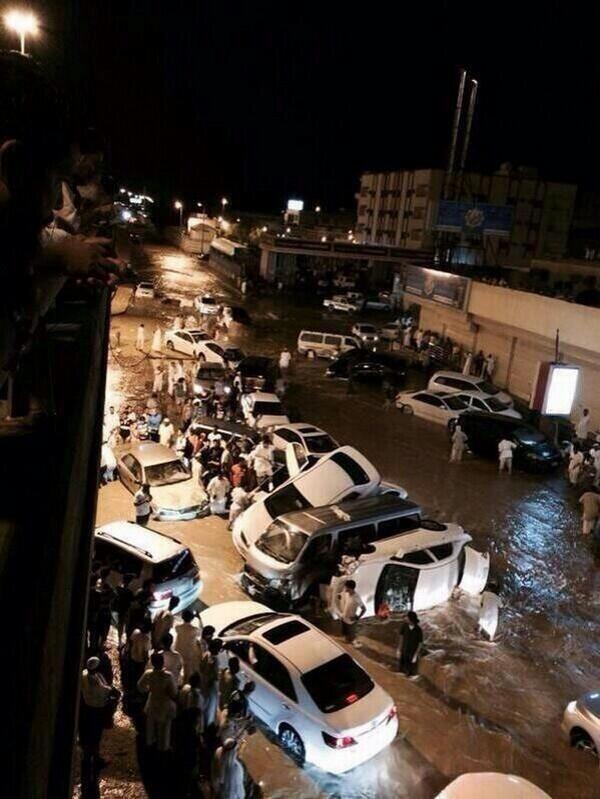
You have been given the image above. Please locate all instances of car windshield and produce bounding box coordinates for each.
[201,296,216,305]
[486,396,509,412]
[189,331,207,341]
[152,548,196,582]
[145,459,189,486]
[253,401,284,416]
[264,483,311,518]
[514,428,546,445]
[359,325,376,333]
[445,396,469,410]
[256,521,308,563]
[302,653,374,713]
[477,379,499,395]
[306,434,336,453]
[224,348,243,360]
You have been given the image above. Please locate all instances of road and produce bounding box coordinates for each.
[97,242,600,798]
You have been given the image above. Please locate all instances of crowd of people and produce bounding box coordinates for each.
[82,571,257,798]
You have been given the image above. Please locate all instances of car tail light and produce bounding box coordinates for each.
[345,693,359,705]
[322,732,357,749]
[387,705,398,723]
[153,589,172,600]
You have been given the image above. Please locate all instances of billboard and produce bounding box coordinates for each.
[287,199,304,211]
[404,265,470,309]
[435,200,513,237]
[530,362,580,416]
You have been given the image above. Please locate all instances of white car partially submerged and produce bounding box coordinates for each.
[271,423,339,459]
[194,293,220,315]
[349,520,489,616]
[428,371,514,407]
[453,391,522,419]
[200,601,398,773]
[164,328,211,357]
[395,390,470,425]
[134,281,155,299]
[562,690,600,756]
[241,392,290,431]
[351,323,379,345]
[436,773,551,798]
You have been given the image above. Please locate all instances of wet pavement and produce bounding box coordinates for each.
[97,243,600,798]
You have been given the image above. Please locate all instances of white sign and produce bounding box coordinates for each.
[542,364,580,416]
[287,199,304,212]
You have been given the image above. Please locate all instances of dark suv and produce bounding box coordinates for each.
[326,350,407,385]
[235,356,278,391]
[457,412,562,472]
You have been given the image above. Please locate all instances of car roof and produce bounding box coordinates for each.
[363,522,469,561]
[461,411,530,429]
[275,423,327,437]
[120,441,181,466]
[138,281,153,287]
[239,356,273,368]
[248,391,281,402]
[278,495,421,535]
[253,614,343,674]
[94,521,185,562]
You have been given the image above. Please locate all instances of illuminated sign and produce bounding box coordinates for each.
[404,265,470,310]
[435,200,513,237]
[287,199,304,212]
[531,362,580,416]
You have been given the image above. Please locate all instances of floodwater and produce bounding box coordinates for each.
[101,243,600,798]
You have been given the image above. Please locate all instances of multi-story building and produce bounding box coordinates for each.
[356,165,577,266]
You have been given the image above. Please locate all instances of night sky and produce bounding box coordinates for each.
[6,1,600,214]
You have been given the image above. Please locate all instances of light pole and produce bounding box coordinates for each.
[4,9,39,54]
[221,197,228,220]
[174,200,183,229]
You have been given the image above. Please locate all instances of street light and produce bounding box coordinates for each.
[315,205,321,213]
[174,200,183,228]
[4,9,39,54]
[221,197,228,218]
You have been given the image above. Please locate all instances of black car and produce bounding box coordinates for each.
[326,350,407,386]
[235,356,278,391]
[193,363,232,394]
[457,412,562,472]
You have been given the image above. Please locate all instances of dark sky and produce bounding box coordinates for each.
[7,1,600,214]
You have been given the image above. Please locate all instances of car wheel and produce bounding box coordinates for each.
[279,724,305,767]
[401,403,413,414]
[166,340,175,350]
[571,729,598,756]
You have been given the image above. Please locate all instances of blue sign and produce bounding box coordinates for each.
[435,200,513,236]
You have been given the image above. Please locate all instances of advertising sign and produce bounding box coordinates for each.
[435,200,513,237]
[404,265,470,310]
[530,362,580,416]
[287,199,304,212]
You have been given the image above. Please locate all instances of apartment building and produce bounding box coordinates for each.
[356,165,577,266]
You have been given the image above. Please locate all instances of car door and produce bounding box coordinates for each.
[458,546,490,595]
[412,393,444,422]
[120,453,141,492]
[204,341,225,365]
[175,331,193,356]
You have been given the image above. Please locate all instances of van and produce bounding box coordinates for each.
[297,330,362,359]
[241,494,422,606]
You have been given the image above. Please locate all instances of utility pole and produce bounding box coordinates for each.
[443,69,467,200]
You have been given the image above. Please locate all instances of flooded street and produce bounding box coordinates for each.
[99,243,600,798]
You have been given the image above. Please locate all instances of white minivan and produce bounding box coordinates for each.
[297,330,362,359]
[232,446,381,557]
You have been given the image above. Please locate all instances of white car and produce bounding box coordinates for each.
[379,322,402,341]
[134,281,155,299]
[351,323,379,345]
[395,390,470,425]
[232,446,381,555]
[349,521,489,617]
[241,392,290,431]
[436,773,551,798]
[428,371,513,407]
[116,441,209,520]
[562,690,600,755]
[94,521,202,614]
[193,339,244,368]
[272,424,339,459]
[363,297,392,311]
[323,297,361,313]
[164,328,211,357]
[194,293,220,315]
[333,275,357,290]
[199,601,398,773]
[453,391,522,418]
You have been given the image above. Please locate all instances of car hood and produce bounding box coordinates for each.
[521,440,560,459]
[245,545,291,578]
[150,480,208,510]
[255,414,291,430]
[323,683,393,736]
[199,600,271,635]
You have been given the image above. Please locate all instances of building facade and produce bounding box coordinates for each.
[356,166,577,266]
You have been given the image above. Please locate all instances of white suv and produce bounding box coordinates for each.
[428,371,513,407]
[200,601,398,773]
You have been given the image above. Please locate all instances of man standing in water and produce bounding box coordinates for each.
[397,611,423,679]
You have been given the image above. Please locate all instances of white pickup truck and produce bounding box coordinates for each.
[323,296,362,313]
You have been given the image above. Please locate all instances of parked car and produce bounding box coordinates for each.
[193,363,231,395]
[349,520,489,616]
[94,521,202,614]
[452,391,521,418]
[562,690,600,756]
[323,297,361,313]
[134,281,155,300]
[223,305,252,327]
[235,356,278,392]
[351,323,379,345]
[327,350,408,386]
[271,424,339,459]
[428,371,513,407]
[379,322,403,341]
[241,392,290,430]
[164,328,211,358]
[455,412,562,472]
[395,390,470,425]
[297,330,362,359]
[116,441,209,520]
[232,446,382,556]
[363,296,392,311]
[436,773,551,798]
[193,339,245,368]
[332,275,357,290]
[199,601,398,773]
[194,293,219,315]
[241,494,422,606]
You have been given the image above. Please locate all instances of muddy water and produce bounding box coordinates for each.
[114,243,600,797]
